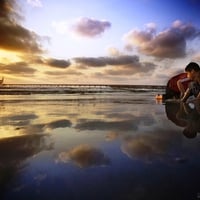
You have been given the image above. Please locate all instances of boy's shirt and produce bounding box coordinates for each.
[167,73,191,92]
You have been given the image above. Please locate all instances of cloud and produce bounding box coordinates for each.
[73,55,140,67]
[124,44,134,52]
[27,0,42,7]
[0,56,73,81]
[22,56,71,69]
[44,69,83,76]
[73,55,157,77]
[0,62,37,75]
[71,17,111,38]
[0,0,44,54]
[73,57,107,67]
[124,20,200,58]
[45,58,71,68]
[105,61,157,76]
[44,71,67,76]
[0,0,22,21]
[56,144,110,168]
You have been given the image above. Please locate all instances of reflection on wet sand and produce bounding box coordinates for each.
[0,100,74,199]
[120,129,183,163]
[165,101,200,138]
[0,95,200,199]
[0,134,53,199]
[57,144,110,168]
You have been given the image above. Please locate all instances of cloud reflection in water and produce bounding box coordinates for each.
[1,96,200,200]
[57,144,110,168]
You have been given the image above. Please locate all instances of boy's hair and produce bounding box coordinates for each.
[185,62,200,72]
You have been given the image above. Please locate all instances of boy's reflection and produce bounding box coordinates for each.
[165,101,200,138]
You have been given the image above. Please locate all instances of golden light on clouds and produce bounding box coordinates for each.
[0,50,22,64]
[0,0,200,84]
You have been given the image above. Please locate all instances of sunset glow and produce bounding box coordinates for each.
[1,0,200,84]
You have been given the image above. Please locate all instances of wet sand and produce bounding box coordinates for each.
[0,93,200,200]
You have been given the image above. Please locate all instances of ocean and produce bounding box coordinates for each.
[0,83,165,94]
[0,85,200,200]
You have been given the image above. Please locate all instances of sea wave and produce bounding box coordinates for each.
[0,84,165,95]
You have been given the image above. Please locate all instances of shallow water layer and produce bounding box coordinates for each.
[0,92,200,200]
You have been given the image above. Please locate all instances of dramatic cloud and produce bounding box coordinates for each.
[0,0,21,21]
[56,144,110,168]
[124,20,200,58]
[71,17,111,38]
[73,55,156,76]
[0,0,43,53]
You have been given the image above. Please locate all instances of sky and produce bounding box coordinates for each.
[1,0,200,85]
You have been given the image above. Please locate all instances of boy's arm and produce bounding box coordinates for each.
[181,88,190,102]
[176,78,190,98]
[177,79,186,98]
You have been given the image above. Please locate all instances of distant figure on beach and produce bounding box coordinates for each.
[165,62,200,100]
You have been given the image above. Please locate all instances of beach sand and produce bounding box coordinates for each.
[0,92,200,200]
